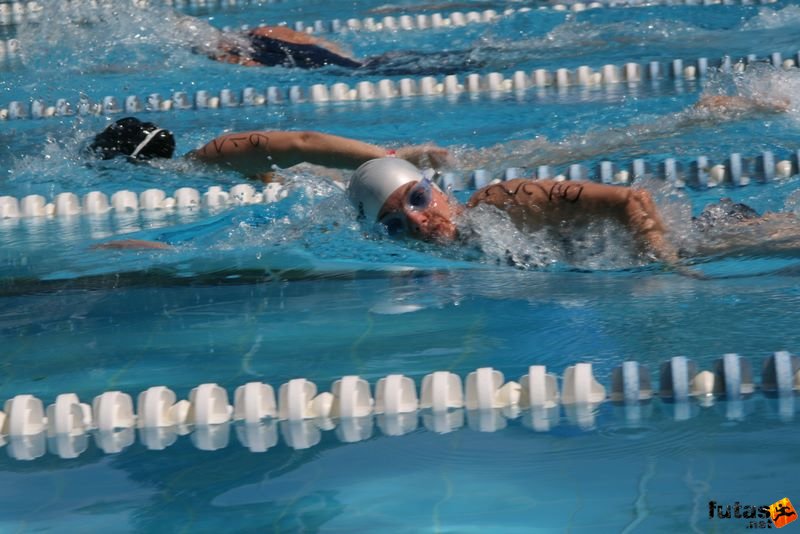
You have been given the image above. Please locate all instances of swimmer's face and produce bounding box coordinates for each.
[376,179,458,242]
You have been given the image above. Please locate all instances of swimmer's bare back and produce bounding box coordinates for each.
[211,26,358,68]
[248,26,353,59]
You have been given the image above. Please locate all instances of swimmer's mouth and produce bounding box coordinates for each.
[429,221,457,242]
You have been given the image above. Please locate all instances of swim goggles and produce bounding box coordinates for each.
[378,178,434,237]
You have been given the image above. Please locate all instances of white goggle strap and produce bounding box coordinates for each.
[130,128,164,159]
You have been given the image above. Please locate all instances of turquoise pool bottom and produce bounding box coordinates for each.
[0,406,795,532]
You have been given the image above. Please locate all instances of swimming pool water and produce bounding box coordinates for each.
[2,0,800,531]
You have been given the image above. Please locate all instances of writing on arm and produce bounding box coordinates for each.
[545,181,584,203]
[469,180,585,207]
[197,133,273,158]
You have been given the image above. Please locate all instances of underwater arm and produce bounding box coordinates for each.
[92,239,172,250]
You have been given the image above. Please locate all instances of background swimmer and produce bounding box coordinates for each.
[206,26,363,69]
[455,77,794,173]
[178,15,484,74]
[177,15,489,75]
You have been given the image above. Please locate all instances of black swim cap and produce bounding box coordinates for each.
[89,117,175,160]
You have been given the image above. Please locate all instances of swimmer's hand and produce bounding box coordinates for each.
[92,239,172,250]
[665,261,709,280]
[395,144,453,170]
[623,190,707,280]
[645,232,708,279]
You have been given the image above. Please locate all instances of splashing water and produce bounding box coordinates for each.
[697,64,800,119]
[740,5,800,30]
[469,18,708,66]
[13,2,233,75]
[451,200,650,271]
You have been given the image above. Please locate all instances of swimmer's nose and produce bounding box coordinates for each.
[405,210,428,237]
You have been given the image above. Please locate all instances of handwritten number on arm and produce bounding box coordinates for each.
[474,181,584,204]
[547,182,583,203]
[201,133,273,156]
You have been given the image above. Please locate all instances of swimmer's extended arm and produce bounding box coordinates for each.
[473,180,680,265]
[189,130,451,179]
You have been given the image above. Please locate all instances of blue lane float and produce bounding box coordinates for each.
[0,352,797,460]
[444,149,796,189]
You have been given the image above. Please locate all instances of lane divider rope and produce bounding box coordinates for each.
[1,51,797,119]
[0,352,796,460]
[0,182,288,220]
[222,0,775,35]
[0,0,777,29]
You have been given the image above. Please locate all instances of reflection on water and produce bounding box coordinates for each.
[2,268,800,400]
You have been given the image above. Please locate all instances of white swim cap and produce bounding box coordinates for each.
[347,157,423,222]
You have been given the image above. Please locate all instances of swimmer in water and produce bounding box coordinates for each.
[208,26,363,70]
[349,157,678,262]
[456,90,793,173]
[96,156,677,260]
[181,17,484,75]
[347,158,800,274]
[88,117,451,180]
[97,155,800,269]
